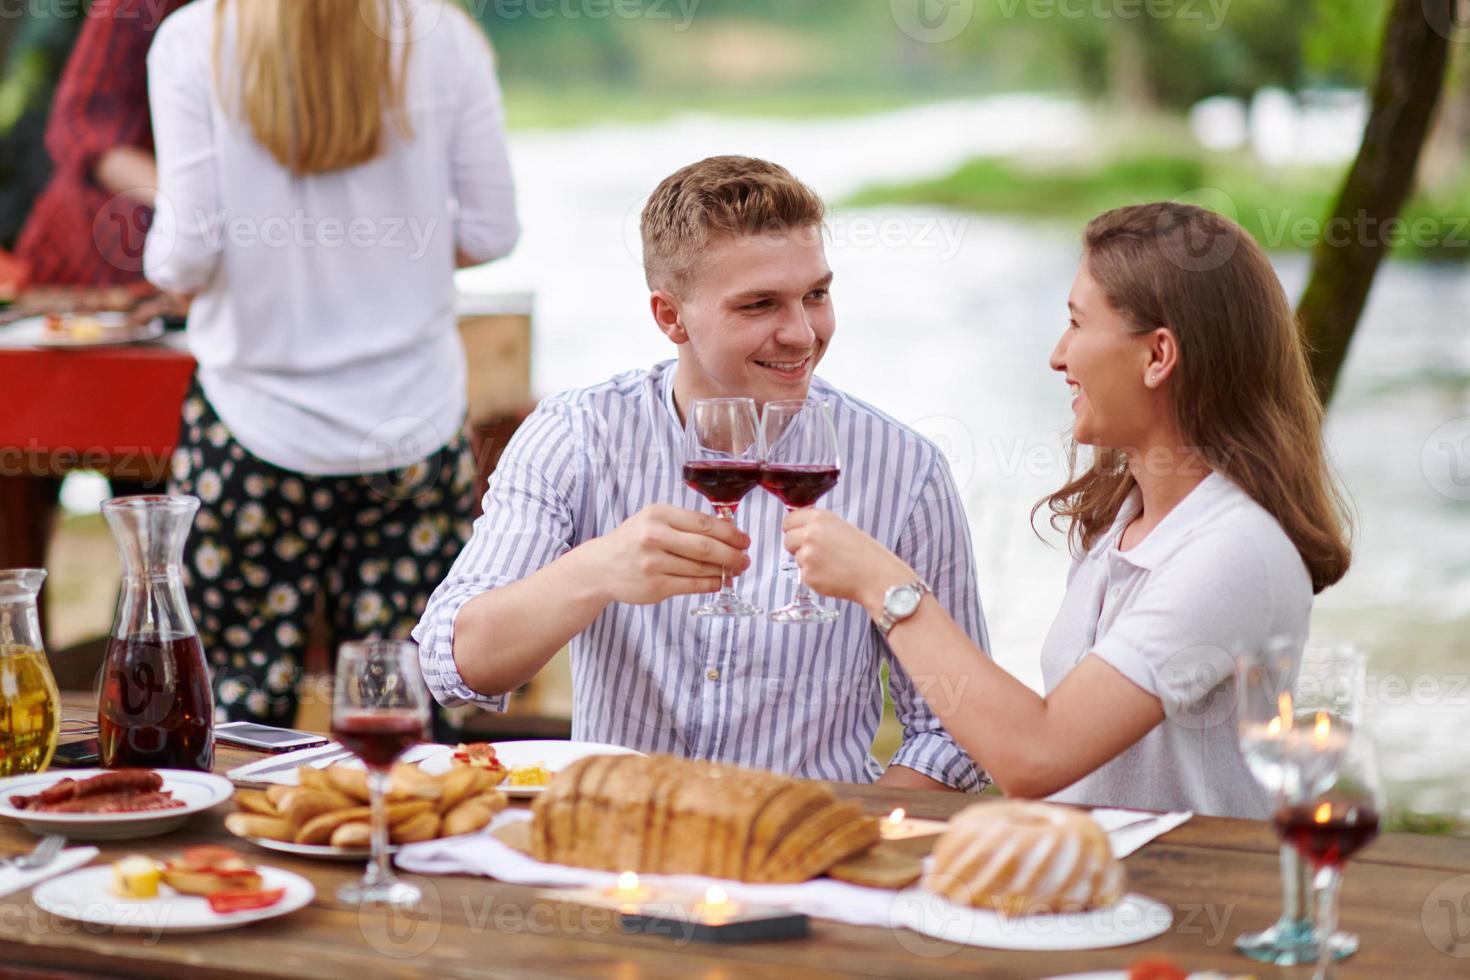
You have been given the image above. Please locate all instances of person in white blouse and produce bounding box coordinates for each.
[780,203,1354,818]
[142,0,518,723]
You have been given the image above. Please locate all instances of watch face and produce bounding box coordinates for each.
[887,585,922,618]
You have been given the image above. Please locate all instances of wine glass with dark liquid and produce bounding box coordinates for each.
[1273,729,1383,980]
[1236,638,1366,965]
[682,397,764,618]
[760,399,841,624]
[332,638,430,907]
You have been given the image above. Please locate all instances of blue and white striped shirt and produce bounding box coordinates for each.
[413,360,991,790]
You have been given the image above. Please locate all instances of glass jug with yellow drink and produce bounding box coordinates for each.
[0,569,61,775]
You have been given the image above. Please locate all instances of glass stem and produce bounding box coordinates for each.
[366,768,393,885]
[787,506,814,605]
[1281,843,1311,924]
[715,505,738,599]
[1312,864,1341,980]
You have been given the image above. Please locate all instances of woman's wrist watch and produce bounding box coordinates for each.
[875,580,932,637]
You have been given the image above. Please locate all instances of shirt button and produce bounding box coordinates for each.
[1111,587,1121,597]
[706,668,720,681]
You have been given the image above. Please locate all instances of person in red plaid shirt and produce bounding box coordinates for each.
[14,0,189,286]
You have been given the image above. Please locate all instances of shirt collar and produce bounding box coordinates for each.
[1107,470,1230,571]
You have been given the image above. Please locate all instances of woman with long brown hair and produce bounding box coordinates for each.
[143,0,518,723]
[784,203,1352,818]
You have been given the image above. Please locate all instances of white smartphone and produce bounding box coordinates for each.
[214,721,330,752]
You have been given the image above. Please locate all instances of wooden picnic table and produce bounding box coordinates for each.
[0,694,1464,979]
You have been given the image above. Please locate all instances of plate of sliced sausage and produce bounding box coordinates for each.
[0,769,233,840]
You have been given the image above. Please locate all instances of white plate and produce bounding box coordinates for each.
[417,740,644,796]
[3,313,164,348]
[890,890,1173,952]
[0,769,233,840]
[238,837,401,862]
[32,864,314,933]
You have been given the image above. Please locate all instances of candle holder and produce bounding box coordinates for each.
[617,886,809,944]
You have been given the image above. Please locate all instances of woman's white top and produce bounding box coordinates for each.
[1039,471,1312,819]
[144,0,519,474]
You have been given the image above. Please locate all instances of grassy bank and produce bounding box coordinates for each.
[847,145,1470,264]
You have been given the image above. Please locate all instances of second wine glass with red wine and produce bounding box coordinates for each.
[761,399,841,624]
[332,639,430,907]
[682,397,764,617]
[1273,728,1383,980]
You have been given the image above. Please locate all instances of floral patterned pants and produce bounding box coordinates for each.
[167,381,476,724]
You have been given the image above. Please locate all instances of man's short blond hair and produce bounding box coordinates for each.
[640,156,826,294]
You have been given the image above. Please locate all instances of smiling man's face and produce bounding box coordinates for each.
[656,227,835,418]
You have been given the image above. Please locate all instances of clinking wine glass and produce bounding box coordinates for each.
[682,397,764,618]
[760,399,841,625]
[1273,729,1383,980]
[1235,637,1366,965]
[332,638,430,907]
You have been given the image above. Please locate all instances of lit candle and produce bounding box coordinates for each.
[1313,711,1332,746]
[1314,802,1332,824]
[697,884,740,922]
[882,808,907,839]
[608,871,648,907]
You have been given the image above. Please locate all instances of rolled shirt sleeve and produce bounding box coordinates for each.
[412,400,583,708]
[1090,527,1306,722]
[884,449,992,792]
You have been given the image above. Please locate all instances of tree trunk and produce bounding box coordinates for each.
[1296,0,1456,403]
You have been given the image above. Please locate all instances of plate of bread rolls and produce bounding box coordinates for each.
[223,761,508,859]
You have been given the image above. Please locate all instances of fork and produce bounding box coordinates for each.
[0,835,66,874]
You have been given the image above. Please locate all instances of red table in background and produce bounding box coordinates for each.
[0,340,196,570]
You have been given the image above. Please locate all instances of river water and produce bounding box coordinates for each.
[459,96,1470,816]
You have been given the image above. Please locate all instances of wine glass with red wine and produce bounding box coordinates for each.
[760,398,841,624]
[1273,729,1383,980]
[332,638,430,907]
[682,397,764,618]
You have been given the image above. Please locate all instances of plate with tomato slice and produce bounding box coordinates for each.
[33,847,313,933]
[418,740,644,797]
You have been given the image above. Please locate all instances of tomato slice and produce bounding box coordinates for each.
[1126,958,1189,980]
[207,888,286,914]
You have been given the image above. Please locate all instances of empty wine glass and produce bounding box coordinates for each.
[682,397,764,618]
[760,399,841,625]
[1273,728,1384,980]
[332,639,430,907]
[1236,637,1367,965]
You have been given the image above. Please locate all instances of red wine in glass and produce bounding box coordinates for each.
[1272,803,1381,869]
[759,464,840,508]
[683,460,763,506]
[332,710,425,770]
[99,631,215,772]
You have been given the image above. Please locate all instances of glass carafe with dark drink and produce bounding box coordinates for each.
[0,569,61,776]
[98,495,214,771]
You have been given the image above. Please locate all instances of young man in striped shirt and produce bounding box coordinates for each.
[414,156,990,792]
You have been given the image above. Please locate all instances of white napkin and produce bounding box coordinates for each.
[226,742,445,785]
[395,811,905,927]
[1088,808,1194,858]
[0,847,99,900]
[394,806,1193,932]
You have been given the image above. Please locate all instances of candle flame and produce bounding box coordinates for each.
[705,885,728,906]
[616,871,639,892]
[1266,717,1282,737]
[1314,802,1332,824]
[1276,691,1293,730]
[887,808,905,825]
[1313,712,1331,745]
